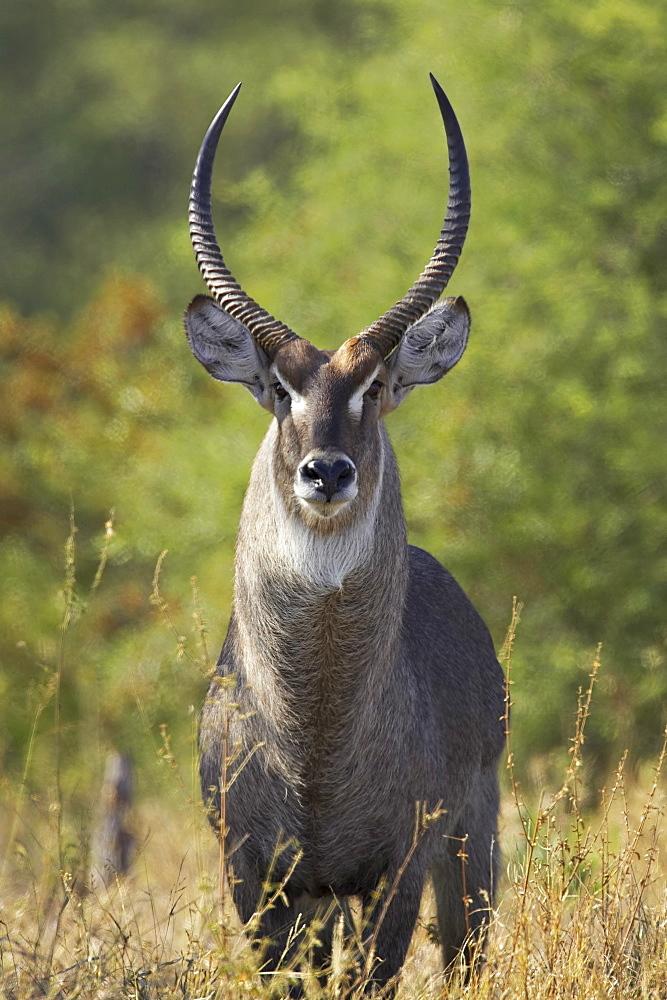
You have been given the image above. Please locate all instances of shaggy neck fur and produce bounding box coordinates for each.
[232,419,408,783]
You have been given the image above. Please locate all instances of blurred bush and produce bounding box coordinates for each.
[1,0,666,794]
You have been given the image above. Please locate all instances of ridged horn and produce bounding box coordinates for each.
[358,74,471,358]
[189,83,301,358]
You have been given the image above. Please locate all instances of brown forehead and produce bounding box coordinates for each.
[274,336,383,394]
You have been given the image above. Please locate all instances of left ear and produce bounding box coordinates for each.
[385,297,470,410]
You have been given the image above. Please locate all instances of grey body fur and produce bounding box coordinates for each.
[199,420,505,988]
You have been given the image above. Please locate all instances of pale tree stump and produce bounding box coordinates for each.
[90,751,135,889]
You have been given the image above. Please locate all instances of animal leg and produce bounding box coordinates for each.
[359,866,424,995]
[431,769,499,978]
[225,852,304,993]
[292,894,357,986]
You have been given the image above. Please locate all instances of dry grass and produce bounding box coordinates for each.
[2,741,666,999]
[2,543,666,998]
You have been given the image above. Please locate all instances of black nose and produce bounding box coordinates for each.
[300,458,356,501]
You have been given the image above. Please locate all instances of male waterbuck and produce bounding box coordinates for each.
[186,77,505,992]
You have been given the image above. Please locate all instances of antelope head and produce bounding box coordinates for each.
[185,77,471,528]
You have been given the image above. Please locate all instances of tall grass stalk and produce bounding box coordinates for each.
[1,565,666,998]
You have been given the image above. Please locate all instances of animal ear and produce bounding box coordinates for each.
[384,297,470,409]
[184,295,271,403]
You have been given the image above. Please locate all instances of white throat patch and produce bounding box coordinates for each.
[266,425,384,591]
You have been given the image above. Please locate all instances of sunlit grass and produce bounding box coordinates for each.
[2,756,665,998]
[1,534,666,998]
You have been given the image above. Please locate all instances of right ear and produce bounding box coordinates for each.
[184,295,272,405]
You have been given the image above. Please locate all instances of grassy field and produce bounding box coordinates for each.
[2,3,665,994]
[2,593,666,999]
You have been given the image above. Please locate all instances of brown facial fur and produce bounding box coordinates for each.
[270,337,387,532]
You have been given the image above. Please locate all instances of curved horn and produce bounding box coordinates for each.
[359,74,471,358]
[189,83,301,358]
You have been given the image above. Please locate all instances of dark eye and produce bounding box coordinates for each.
[365,379,383,401]
[272,381,289,402]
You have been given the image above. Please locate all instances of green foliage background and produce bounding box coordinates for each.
[1,0,666,801]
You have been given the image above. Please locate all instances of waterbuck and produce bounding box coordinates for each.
[187,77,505,992]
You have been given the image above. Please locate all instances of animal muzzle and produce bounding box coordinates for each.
[295,451,358,507]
